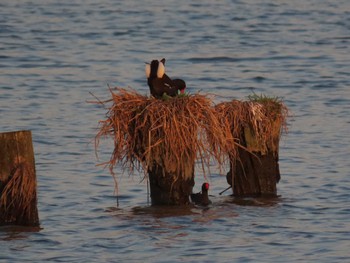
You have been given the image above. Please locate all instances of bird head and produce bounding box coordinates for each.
[202,183,210,191]
[173,79,186,94]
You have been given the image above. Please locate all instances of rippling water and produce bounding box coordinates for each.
[1,0,350,262]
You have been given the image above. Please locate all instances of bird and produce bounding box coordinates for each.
[190,182,212,206]
[145,58,186,98]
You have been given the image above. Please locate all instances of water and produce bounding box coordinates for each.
[1,0,349,262]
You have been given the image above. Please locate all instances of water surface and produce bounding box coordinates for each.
[1,0,349,262]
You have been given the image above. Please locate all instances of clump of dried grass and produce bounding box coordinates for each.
[0,159,37,223]
[94,87,233,182]
[215,95,288,155]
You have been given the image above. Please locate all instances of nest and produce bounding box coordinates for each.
[94,88,233,182]
[215,95,288,155]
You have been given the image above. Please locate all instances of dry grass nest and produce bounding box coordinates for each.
[94,87,234,182]
[215,94,288,155]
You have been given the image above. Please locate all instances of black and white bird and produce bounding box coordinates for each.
[145,58,186,98]
[190,183,211,206]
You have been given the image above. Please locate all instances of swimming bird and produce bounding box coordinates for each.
[190,183,211,206]
[145,58,186,98]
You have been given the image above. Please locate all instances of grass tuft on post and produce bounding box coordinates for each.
[215,95,288,155]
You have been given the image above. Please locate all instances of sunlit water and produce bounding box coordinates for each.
[1,0,350,262]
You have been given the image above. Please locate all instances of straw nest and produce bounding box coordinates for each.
[94,88,233,181]
[215,94,288,155]
[0,159,37,223]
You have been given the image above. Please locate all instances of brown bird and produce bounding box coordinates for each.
[190,183,211,206]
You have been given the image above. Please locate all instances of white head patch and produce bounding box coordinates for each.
[157,61,165,78]
[145,64,151,78]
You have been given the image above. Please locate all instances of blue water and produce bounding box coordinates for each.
[1,0,350,262]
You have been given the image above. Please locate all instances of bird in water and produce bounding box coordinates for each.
[190,182,211,206]
[145,58,186,98]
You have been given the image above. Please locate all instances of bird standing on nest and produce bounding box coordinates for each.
[190,182,212,206]
[145,58,186,98]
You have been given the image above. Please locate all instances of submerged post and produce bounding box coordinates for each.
[0,130,39,226]
[216,96,288,197]
[94,88,225,206]
[226,125,281,197]
[148,162,195,205]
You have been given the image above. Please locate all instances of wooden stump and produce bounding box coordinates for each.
[147,162,195,205]
[226,149,280,197]
[94,89,227,207]
[215,97,287,198]
[226,125,281,197]
[0,130,39,226]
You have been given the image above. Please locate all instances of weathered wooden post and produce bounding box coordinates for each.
[216,96,287,197]
[147,159,195,205]
[94,88,225,205]
[226,124,282,197]
[129,113,196,205]
[0,130,39,226]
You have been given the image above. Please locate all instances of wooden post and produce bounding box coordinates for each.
[0,130,39,226]
[226,123,282,197]
[226,146,280,197]
[130,110,197,206]
[147,162,194,205]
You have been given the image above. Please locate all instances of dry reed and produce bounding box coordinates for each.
[94,87,233,182]
[215,96,288,155]
[0,159,37,223]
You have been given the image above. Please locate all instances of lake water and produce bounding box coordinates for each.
[1,0,349,262]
